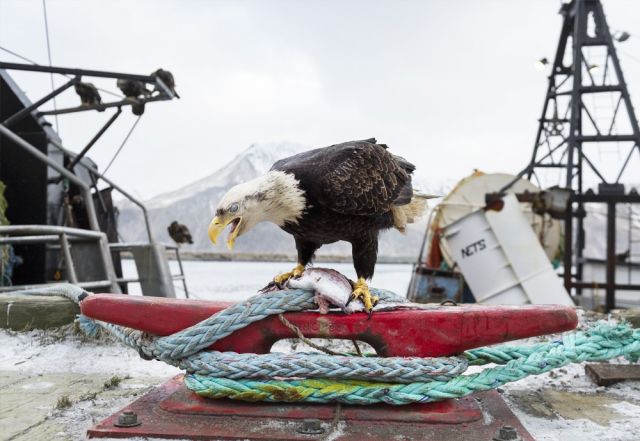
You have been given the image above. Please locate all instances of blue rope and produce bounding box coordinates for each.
[12,284,640,405]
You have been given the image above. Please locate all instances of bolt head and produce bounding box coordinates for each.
[493,425,520,441]
[296,418,325,435]
[114,410,141,428]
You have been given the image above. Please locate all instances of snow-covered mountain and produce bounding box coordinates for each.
[143,142,307,210]
[117,142,430,258]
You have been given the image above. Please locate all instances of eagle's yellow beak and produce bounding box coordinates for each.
[208,216,243,251]
[208,217,224,244]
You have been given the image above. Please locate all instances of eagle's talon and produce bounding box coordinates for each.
[345,293,355,307]
[352,278,377,315]
[273,263,306,285]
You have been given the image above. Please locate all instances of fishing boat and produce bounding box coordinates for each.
[0,61,187,299]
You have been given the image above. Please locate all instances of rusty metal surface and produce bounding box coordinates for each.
[81,294,577,357]
[88,376,535,440]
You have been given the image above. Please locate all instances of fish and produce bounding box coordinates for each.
[260,267,425,314]
[287,268,354,314]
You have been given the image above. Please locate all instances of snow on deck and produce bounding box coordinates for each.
[1,314,640,441]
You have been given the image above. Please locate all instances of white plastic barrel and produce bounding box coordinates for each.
[441,194,573,305]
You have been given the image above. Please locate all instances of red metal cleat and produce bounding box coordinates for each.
[82,294,577,440]
[81,294,577,357]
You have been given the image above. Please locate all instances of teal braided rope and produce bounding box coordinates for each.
[77,288,465,383]
[149,287,405,361]
[15,284,640,405]
[179,351,468,383]
[32,284,463,384]
[77,314,468,383]
[183,322,640,405]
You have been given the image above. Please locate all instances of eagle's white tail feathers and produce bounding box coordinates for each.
[391,193,430,232]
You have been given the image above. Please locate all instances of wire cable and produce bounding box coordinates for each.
[41,0,59,133]
[0,45,124,99]
[102,115,142,174]
[0,45,39,64]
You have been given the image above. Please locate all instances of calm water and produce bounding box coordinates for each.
[122,259,413,301]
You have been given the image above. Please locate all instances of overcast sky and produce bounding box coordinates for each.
[1,0,640,200]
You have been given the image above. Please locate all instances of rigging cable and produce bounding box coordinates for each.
[0,45,38,64]
[41,0,59,133]
[102,115,142,175]
[0,45,124,99]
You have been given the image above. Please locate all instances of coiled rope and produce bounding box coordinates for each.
[13,284,640,405]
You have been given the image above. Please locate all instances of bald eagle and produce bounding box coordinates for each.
[168,221,193,245]
[74,82,102,109]
[208,139,429,313]
[151,69,180,99]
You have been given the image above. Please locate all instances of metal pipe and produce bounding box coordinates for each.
[576,135,637,142]
[0,235,92,245]
[0,61,154,82]
[0,124,101,232]
[566,0,584,191]
[0,281,113,292]
[0,225,106,238]
[116,277,141,284]
[59,233,78,284]
[571,282,640,291]
[616,143,638,183]
[498,138,567,194]
[67,108,122,171]
[563,202,574,294]
[86,170,154,243]
[174,247,190,298]
[39,95,169,116]
[606,202,616,312]
[75,280,112,289]
[0,235,59,244]
[3,77,78,127]
[97,234,122,293]
[109,242,159,250]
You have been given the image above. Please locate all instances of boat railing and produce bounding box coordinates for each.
[0,225,120,292]
[0,61,177,244]
[47,138,154,243]
[109,242,189,298]
[0,62,181,298]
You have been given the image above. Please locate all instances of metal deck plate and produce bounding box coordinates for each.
[88,376,534,440]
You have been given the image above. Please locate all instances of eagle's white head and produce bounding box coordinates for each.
[208,171,306,250]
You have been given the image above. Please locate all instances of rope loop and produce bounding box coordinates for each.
[11,284,640,405]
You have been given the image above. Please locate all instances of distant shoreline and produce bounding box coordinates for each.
[153,251,416,265]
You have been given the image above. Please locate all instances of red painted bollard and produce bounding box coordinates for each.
[81,294,577,357]
[83,294,576,440]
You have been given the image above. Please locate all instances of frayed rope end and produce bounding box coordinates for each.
[76,314,100,338]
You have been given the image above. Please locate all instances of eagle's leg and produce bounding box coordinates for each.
[273,239,320,285]
[349,236,379,315]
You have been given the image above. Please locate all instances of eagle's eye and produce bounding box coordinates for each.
[229,203,239,213]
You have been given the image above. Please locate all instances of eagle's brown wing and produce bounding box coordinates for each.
[272,139,413,216]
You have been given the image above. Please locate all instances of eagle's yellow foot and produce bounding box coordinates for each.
[273,263,305,285]
[349,278,379,317]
